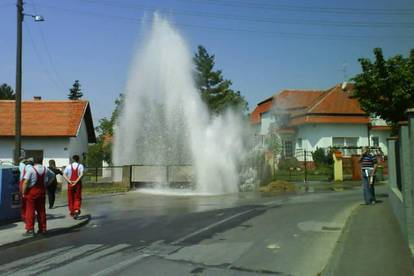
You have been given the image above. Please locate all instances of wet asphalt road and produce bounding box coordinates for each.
[0,188,368,275]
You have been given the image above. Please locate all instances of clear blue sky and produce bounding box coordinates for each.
[1,0,413,123]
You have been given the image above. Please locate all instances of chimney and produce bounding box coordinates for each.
[33,96,42,101]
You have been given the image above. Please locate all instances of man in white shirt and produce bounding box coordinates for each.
[18,157,32,223]
[63,155,84,219]
[21,157,54,236]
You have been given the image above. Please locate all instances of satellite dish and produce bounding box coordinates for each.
[341,81,347,90]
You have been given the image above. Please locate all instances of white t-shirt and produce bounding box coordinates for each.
[19,162,26,181]
[24,164,54,188]
[64,162,84,179]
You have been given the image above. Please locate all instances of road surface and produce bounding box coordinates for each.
[0,188,367,275]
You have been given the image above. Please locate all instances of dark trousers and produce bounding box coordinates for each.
[47,184,57,208]
[362,172,376,204]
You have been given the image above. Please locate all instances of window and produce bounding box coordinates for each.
[332,137,358,156]
[284,140,293,157]
[371,137,379,147]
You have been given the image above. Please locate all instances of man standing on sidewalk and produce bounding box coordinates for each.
[63,155,84,220]
[360,147,378,205]
[18,157,32,223]
[21,157,54,236]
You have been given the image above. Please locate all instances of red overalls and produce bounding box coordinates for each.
[68,164,82,216]
[25,167,47,232]
[19,167,27,222]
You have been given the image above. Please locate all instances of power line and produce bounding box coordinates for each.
[181,0,414,16]
[25,4,414,41]
[24,21,66,91]
[80,0,414,29]
[30,0,68,90]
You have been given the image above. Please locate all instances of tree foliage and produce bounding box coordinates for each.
[312,147,333,168]
[352,48,414,133]
[68,80,83,100]
[85,93,124,166]
[0,83,15,100]
[193,45,248,114]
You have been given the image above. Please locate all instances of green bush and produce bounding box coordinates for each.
[278,157,300,171]
[312,148,333,168]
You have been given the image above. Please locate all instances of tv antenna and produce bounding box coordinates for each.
[339,63,348,90]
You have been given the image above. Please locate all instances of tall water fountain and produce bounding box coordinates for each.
[113,15,248,195]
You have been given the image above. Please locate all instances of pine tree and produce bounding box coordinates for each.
[68,80,83,100]
[194,46,248,114]
[0,83,15,100]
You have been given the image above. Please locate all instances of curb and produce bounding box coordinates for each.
[0,214,91,250]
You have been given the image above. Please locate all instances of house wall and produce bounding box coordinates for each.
[0,137,70,168]
[260,111,275,135]
[370,130,391,155]
[296,123,370,152]
[68,119,89,163]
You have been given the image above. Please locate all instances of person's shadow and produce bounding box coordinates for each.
[46,214,66,220]
[52,204,68,208]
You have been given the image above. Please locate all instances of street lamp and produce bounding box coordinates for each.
[14,0,44,164]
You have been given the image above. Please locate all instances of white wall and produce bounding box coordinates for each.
[69,119,89,163]
[260,111,274,135]
[0,137,70,168]
[370,130,391,155]
[296,123,370,152]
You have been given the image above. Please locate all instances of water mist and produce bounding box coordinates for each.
[113,15,247,195]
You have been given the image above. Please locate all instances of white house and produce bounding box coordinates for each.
[250,84,391,160]
[0,99,96,167]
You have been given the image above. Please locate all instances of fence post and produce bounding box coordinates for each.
[95,167,98,183]
[304,149,308,183]
[121,165,132,190]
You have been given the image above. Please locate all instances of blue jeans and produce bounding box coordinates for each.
[362,170,376,203]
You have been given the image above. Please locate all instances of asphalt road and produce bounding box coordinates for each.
[0,188,365,276]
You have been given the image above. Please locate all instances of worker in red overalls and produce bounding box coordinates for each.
[18,157,33,223]
[63,155,84,220]
[21,156,53,237]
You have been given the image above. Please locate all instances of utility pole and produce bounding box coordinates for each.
[14,0,23,165]
[13,0,44,164]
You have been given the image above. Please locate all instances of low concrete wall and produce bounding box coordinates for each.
[130,165,193,184]
[387,109,414,254]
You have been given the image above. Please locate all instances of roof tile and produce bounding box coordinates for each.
[0,100,89,137]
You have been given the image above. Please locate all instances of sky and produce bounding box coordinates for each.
[0,0,413,124]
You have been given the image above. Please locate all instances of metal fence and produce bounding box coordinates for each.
[82,166,123,184]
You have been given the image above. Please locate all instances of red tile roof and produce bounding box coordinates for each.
[371,125,392,131]
[0,100,96,142]
[306,84,365,115]
[251,83,372,128]
[290,115,370,126]
[250,97,273,124]
[250,89,323,124]
[274,90,324,110]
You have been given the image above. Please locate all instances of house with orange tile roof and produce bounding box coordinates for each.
[0,98,96,167]
[250,83,391,159]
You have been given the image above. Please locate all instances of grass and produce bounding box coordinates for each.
[273,169,333,182]
[57,182,130,196]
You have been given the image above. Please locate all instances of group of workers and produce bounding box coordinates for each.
[18,155,84,237]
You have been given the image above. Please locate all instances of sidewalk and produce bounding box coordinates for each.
[322,191,414,276]
[0,200,90,249]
